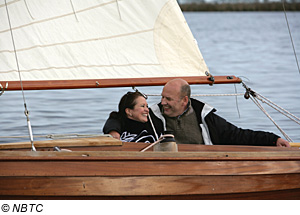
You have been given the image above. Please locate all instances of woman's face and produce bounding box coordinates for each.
[126,96,149,123]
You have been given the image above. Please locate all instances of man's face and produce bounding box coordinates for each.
[161,83,186,117]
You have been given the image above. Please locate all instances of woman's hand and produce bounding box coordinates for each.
[109,131,120,140]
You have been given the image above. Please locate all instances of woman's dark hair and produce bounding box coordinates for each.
[110,91,146,120]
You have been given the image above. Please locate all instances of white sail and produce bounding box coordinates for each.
[0,0,210,89]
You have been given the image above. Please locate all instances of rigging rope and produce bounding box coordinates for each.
[254,92,300,126]
[116,0,122,20]
[5,0,36,151]
[250,96,293,142]
[147,93,244,97]
[140,134,175,152]
[242,82,299,143]
[24,0,34,20]
[234,84,241,118]
[281,0,300,74]
[148,114,159,141]
[70,0,79,22]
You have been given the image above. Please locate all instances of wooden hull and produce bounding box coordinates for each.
[0,138,300,199]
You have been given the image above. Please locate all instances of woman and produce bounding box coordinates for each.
[103,91,164,143]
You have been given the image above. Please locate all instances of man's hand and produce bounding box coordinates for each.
[276,138,291,147]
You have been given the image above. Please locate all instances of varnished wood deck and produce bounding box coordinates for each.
[0,138,300,199]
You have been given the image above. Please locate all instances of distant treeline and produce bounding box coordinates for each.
[179,3,300,11]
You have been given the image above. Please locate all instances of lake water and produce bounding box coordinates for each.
[1,12,300,144]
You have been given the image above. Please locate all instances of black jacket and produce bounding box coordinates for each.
[150,98,279,146]
[103,109,164,143]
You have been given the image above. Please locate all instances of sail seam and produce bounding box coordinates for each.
[0,29,154,54]
[0,0,116,34]
[0,63,162,74]
[0,0,20,8]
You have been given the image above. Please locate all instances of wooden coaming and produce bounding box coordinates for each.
[0,142,300,199]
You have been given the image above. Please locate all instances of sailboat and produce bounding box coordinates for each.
[0,0,300,199]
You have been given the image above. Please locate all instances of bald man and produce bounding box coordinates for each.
[104,78,290,147]
[150,78,290,147]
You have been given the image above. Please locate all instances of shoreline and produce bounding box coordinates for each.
[179,2,300,11]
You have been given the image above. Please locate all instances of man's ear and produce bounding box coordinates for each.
[182,96,189,106]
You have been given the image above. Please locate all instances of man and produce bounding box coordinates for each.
[105,78,290,147]
[150,78,290,147]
